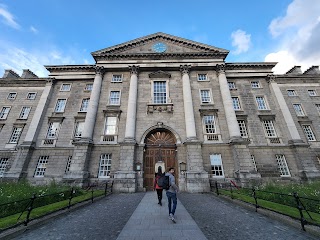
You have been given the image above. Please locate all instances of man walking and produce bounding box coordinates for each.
[165,167,179,223]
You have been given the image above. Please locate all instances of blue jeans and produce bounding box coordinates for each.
[166,191,177,215]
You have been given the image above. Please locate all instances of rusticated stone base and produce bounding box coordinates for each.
[113,171,137,193]
[185,171,210,193]
[234,170,261,187]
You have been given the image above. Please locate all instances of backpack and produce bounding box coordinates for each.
[157,174,170,190]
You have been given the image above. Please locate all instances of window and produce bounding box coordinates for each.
[276,154,290,177]
[200,90,211,104]
[34,156,49,177]
[287,90,297,96]
[54,99,67,112]
[308,90,317,96]
[153,81,167,104]
[251,155,257,171]
[60,84,71,91]
[74,121,84,138]
[7,92,17,100]
[27,92,37,100]
[0,107,11,119]
[293,104,305,116]
[238,120,248,137]
[84,84,93,91]
[302,125,316,141]
[80,98,90,112]
[112,74,122,82]
[104,117,117,135]
[109,91,120,105]
[98,154,112,178]
[19,107,31,119]
[198,74,207,81]
[256,96,268,110]
[9,127,23,143]
[203,115,216,134]
[263,120,277,137]
[46,122,60,139]
[0,158,9,177]
[315,104,320,114]
[251,81,261,88]
[228,82,236,89]
[65,156,72,173]
[232,97,241,110]
[210,154,224,177]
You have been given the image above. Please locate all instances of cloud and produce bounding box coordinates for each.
[30,26,38,34]
[231,29,251,55]
[265,0,320,74]
[0,4,20,29]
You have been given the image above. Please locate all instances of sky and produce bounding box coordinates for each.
[0,0,320,77]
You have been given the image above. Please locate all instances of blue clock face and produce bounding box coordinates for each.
[152,42,167,53]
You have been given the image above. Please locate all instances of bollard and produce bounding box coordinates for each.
[252,188,259,212]
[104,182,108,196]
[215,181,219,195]
[24,193,36,226]
[293,192,306,231]
[91,187,94,203]
[68,188,74,209]
[230,183,233,199]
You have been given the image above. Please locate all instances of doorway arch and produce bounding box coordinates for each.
[143,129,177,191]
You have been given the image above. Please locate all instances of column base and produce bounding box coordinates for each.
[185,171,210,193]
[113,171,137,193]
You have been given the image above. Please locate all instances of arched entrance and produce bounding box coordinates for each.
[143,129,177,191]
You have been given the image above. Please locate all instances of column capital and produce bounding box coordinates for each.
[266,74,276,83]
[215,64,225,74]
[129,65,139,76]
[180,64,191,75]
[94,66,105,76]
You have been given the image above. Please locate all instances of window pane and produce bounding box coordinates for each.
[153,81,167,104]
[203,115,216,134]
[110,91,120,105]
[200,90,211,103]
[105,117,117,135]
[55,99,66,112]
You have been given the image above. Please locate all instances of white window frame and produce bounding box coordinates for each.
[308,90,317,96]
[98,154,112,178]
[276,154,291,177]
[200,89,212,104]
[251,81,261,89]
[80,98,90,112]
[302,125,316,141]
[9,126,23,143]
[293,104,305,116]
[54,99,67,112]
[7,92,17,100]
[19,107,31,119]
[287,90,297,96]
[210,154,224,178]
[256,96,269,110]
[46,122,60,139]
[109,91,121,105]
[111,74,123,83]
[34,156,49,177]
[152,80,168,104]
[65,156,72,173]
[203,115,216,134]
[60,83,71,91]
[315,104,320,114]
[197,73,208,81]
[104,117,117,135]
[0,107,11,119]
[84,83,93,91]
[27,92,37,100]
[0,158,9,177]
[74,121,84,139]
[228,82,236,90]
[238,120,248,138]
[263,120,277,137]
[232,97,241,110]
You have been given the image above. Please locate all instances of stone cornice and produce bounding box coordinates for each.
[45,65,96,73]
[226,63,277,70]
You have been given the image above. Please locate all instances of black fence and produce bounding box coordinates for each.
[0,181,113,228]
[210,181,320,231]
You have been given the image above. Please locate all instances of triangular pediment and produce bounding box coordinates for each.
[92,32,229,61]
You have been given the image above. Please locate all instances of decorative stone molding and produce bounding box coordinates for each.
[94,66,105,75]
[129,65,139,76]
[45,65,95,73]
[215,64,225,74]
[149,70,171,79]
[266,74,276,83]
[147,103,174,113]
[180,65,191,75]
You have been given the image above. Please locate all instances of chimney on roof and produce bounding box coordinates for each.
[286,66,302,75]
[2,69,20,78]
[21,69,38,78]
[303,66,320,75]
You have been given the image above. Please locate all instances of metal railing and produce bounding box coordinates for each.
[210,181,320,231]
[0,181,113,228]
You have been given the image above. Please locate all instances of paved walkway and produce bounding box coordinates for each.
[116,191,207,240]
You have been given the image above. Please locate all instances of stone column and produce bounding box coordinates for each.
[124,65,139,142]
[4,79,54,180]
[216,64,241,140]
[180,65,197,140]
[64,66,105,184]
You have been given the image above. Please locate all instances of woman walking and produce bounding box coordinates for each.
[154,166,164,206]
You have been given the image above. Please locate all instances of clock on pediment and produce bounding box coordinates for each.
[152,42,167,53]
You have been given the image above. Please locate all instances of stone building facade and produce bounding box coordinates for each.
[1,32,320,192]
